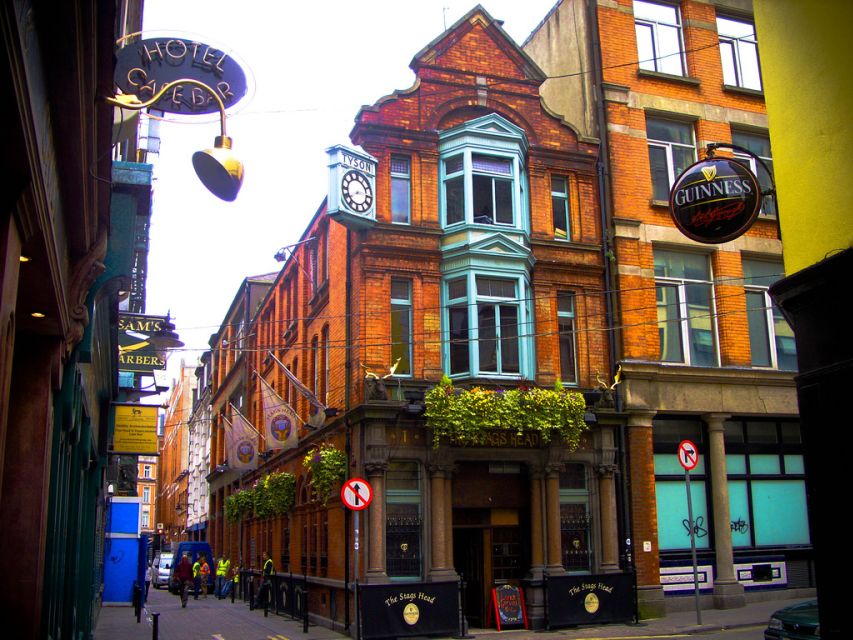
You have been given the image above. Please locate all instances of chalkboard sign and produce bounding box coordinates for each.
[491,585,528,631]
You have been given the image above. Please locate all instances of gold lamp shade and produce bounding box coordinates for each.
[192,135,244,202]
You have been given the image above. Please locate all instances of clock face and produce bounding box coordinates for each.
[341,170,374,213]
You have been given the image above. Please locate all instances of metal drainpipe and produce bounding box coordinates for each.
[344,227,352,631]
[587,0,633,573]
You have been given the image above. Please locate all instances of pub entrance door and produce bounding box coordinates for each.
[451,462,530,628]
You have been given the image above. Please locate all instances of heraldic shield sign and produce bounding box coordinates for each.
[669,157,761,244]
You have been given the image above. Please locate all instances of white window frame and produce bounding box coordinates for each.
[143,464,152,479]
[647,117,696,202]
[655,250,719,367]
[717,16,762,91]
[634,0,686,76]
[732,130,775,217]
[743,259,796,371]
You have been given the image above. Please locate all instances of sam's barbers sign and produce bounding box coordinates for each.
[669,157,761,244]
[114,36,249,115]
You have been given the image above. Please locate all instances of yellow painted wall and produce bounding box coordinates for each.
[754,0,853,275]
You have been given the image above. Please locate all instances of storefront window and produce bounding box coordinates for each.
[560,464,592,572]
[386,461,422,579]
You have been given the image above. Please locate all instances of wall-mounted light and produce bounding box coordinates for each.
[30,312,46,319]
[19,255,31,263]
[106,79,244,201]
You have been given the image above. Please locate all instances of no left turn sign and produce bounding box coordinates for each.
[341,477,373,510]
[678,440,699,471]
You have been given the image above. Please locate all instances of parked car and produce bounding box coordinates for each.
[168,541,215,594]
[152,552,173,589]
[765,599,819,640]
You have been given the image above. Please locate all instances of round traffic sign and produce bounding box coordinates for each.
[677,440,699,471]
[341,477,373,510]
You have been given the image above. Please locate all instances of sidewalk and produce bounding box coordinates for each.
[94,588,808,640]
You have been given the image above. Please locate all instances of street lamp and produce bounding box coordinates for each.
[107,78,244,201]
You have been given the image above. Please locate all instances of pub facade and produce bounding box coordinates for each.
[207,6,632,632]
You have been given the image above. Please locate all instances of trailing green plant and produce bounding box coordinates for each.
[424,376,588,449]
[303,443,347,505]
[224,488,255,523]
[253,471,296,519]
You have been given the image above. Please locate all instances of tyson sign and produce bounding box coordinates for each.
[669,157,761,244]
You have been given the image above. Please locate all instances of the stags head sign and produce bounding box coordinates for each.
[669,157,761,244]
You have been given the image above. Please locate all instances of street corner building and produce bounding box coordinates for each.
[202,5,627,632]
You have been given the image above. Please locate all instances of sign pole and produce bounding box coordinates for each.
[685,469,702,625]
[354,509,360,640]
[677,440,702,625]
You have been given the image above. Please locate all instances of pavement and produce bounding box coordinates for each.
[94,587,812,640]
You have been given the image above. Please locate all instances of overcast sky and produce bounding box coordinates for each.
[140,0,560,385]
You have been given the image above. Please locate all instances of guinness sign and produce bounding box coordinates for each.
[669,157,761,244]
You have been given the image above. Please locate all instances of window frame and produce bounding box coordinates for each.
[559,464,593,573]
[552,176,571,240]
[390,278,413,377]
[654,249,720,367]
[634,0,687,77]
[391,154,411,224]
[646,116,696,202]
[732,130,776,217]
[442,272,532,379]
[557,291,579,385]
[441,150,520,228]
[385,461,423,580]
[743,258,796,371]
[717,15,762,91]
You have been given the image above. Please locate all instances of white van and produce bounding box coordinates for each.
[152,552,173,589]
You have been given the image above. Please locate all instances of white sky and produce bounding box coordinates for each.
[140,0,559,385]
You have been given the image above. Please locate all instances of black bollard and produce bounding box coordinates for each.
[133,582,142,622]
[231,580,235,603]
[249,578,255,610]
[151,612,159,640]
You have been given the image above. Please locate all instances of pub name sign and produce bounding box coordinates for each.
[114,36,248,115]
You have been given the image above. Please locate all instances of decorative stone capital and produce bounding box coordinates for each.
[597,464,618,478]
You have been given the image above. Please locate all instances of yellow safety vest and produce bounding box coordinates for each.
[192,561,200,578]
[217,559,230,576]
[234,569,240,584]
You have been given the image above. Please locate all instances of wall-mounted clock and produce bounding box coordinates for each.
[327,145,378,230]
[341,170,374,213]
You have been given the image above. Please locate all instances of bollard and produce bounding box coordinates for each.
[133,582,142,623]
[249,578,255,610]
[151,612,159,640]
[231,580,235,603]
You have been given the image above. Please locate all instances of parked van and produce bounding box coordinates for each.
[168,541,214,594]
[152,552,173,589]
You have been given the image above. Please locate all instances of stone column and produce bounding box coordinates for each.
[444,474,454,574]
[544,466,565,575]
[597,464,620,573]
[429,466,456,580]
[366,462,388,580]
[627,410,665,619]
[704,413,745,609]
[528,470,545,578]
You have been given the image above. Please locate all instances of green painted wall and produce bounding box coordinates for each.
[754,0,853,275]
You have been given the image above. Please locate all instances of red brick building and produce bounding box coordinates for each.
[206,6,628,630]
[525,0,808,618]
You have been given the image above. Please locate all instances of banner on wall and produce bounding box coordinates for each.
[545,572,635,629]
[359,581,459,640]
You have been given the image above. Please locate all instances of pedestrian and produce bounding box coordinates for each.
[192,555,201,600]
[144,562,153,601]
[175,553,194,608]
[199,553,211,598]
[256,551,275,609]
[228,562,240,599]
[215,555,231,599]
